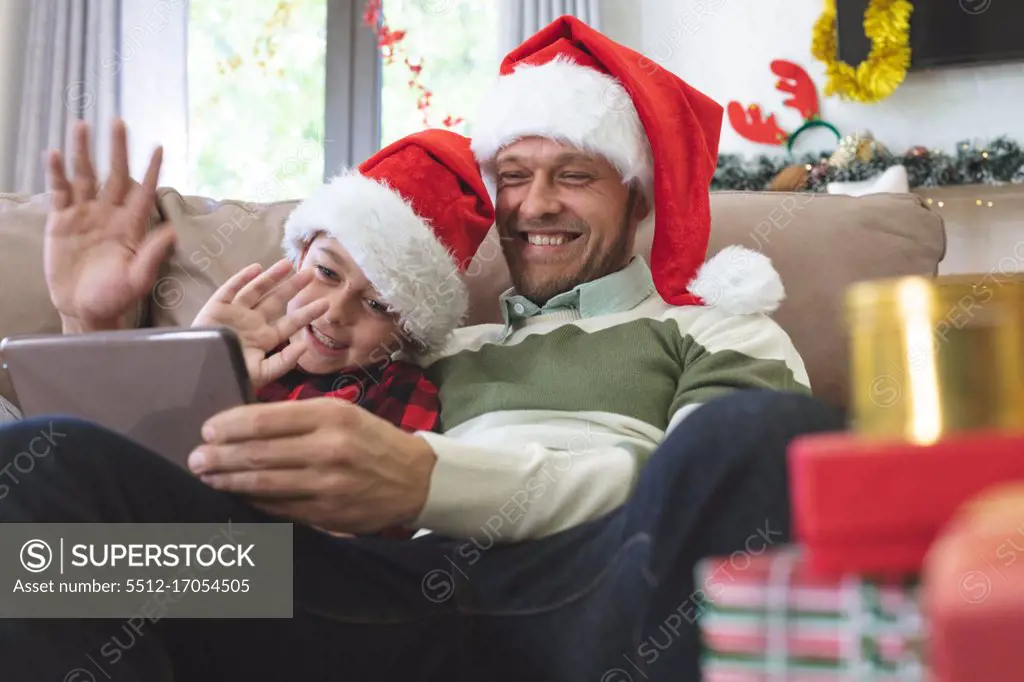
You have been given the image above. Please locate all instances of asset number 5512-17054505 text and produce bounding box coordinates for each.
[125,578,250,593]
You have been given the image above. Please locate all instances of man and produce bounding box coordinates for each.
[0,17,844,682]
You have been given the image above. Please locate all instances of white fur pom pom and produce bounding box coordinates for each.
[688,246,785,315]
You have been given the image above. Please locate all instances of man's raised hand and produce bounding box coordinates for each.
[44,119,177,333]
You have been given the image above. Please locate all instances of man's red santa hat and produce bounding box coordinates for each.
[282,129,495,349]
[470,16,783,313]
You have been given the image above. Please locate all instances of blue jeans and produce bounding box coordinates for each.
[0,390,844,682]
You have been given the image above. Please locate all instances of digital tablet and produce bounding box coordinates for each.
[0,327,252,468]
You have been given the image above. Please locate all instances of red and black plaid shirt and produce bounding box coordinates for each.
[255,353,440,434]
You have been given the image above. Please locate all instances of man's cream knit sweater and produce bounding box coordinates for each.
[412,258,810,541]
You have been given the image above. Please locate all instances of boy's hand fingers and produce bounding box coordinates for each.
[272,299,328,346]
[211,262,264,304]
[234,259,295,309]
[254,265,313,317]
[259,339,309,387]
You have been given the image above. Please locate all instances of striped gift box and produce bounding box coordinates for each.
[695,547,927,681]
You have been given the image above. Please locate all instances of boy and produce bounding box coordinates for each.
[191,129,495,433]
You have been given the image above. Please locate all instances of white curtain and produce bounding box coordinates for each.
[498,0,602,58]
[12,0,121,195]
[0,0,31,193]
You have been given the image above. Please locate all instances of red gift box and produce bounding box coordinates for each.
[788,429,1024,578]
[923,484,1024,682]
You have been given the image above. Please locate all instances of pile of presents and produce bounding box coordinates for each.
[697,275,1024,681]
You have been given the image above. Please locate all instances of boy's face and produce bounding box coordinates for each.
[287,235,402,374]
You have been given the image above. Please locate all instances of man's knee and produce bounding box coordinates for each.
[677,390,845,440]
[0,416,105,486]
[707,388,837,414]
[656,390,846,475]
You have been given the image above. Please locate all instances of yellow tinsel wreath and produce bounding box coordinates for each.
[812,0,914,104]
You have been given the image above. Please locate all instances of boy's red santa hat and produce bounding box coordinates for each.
[470,16,784,313]
[282,129,495,349]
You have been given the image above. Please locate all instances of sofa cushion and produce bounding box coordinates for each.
[149,190,945,410]
[704,191,945,408]
[146,189,302,330]
[0,193,150,408]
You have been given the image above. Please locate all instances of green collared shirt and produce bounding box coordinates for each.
[499,257,656,337]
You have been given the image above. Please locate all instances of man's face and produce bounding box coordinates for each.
[493,137,649,305]
[287,235,402,374]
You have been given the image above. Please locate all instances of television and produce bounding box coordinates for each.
[836,0,1024,70]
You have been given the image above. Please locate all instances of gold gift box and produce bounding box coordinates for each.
[847,273,1024,444]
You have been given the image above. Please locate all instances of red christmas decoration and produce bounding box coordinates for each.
[727,103,788,146]
[773,59,820,120]
[727,60,827,147]
[362,0,464,130]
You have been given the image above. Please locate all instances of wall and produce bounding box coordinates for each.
[640,0,1024,158]
[601,0,642,52]
[0,0,30,192]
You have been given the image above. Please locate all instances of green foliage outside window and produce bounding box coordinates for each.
[188,0,328,202]
[186,0,497,202]
[379,0,498,146]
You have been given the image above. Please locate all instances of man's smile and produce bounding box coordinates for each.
[523,232,581,246]
[512,230,585,263]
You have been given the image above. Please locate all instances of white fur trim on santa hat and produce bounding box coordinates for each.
[470,56,653,200]
[688,246,785,315]
[282,171,468,350]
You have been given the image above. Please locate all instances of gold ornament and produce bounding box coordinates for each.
[811,0,914,104]
[768,164,811,192]
[829,132,888,169]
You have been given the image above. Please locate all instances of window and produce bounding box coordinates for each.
[181,0,498,202]
[187,0,328,202]
[378,0,499,146]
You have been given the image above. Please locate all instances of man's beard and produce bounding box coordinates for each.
[502,194,636,306]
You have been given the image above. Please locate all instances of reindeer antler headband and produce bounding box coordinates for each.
[727,60,841,153]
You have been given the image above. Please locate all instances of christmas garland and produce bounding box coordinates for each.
[811,0,913,104]
[711,137,1024,193]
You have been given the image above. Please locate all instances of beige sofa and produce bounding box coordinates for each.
[0,188,946,413]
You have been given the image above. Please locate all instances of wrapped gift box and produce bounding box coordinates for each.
[788,430,1024,578]
[696,547,926,681]
[924,484,1024,682]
